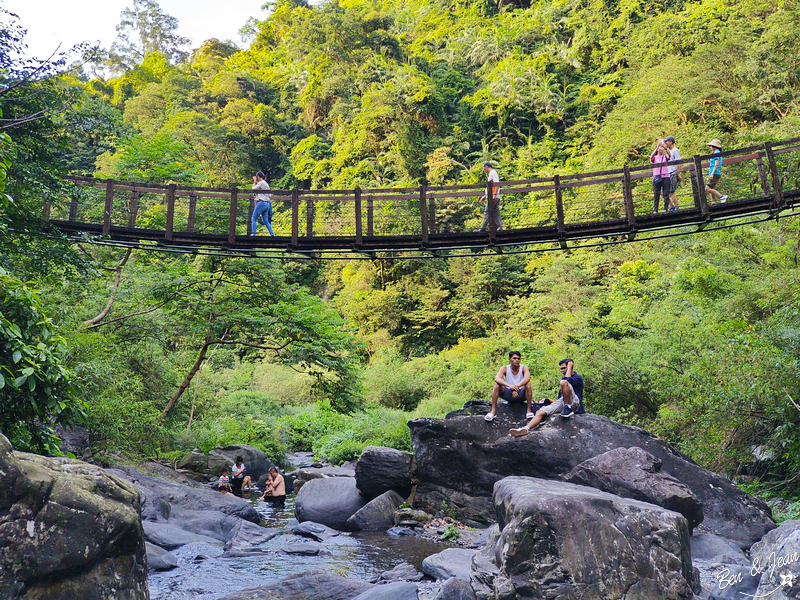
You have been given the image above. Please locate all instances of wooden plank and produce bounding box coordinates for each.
[165,184,176,241]
[307,195,315,238]
[291,188,299,247]
[419,185,429,245]
[428,195,436,234]
[128,191,139,228]
[693,155,709,217]
[228,187,238,244]
[361,193,418,202]
[354,187,362,246]
[367,195,374,237]
[103,179,114,235]
[756,155,771,196]
[555,174,565,245]
[187,194,197,233]
[623,167,636,229]
[765,143,785,211]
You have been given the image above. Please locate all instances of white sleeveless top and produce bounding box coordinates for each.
[506,365,526,386]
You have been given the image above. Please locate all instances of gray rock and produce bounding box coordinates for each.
[471,525,500,550]
[282,540,325,555]
[289,521,340,541]
[476,476,698,600]
[166,506,242,542]
[293,464,356,494]
[218,570,375,600]
[0,434,148,600]
[434,578,478,600]
[702,564,760,599]
[177,448,208,473]
[295,476,367,530]
[356,446,414,500]
[146,542,179,571]
[691,533,750,564]
[394,508,433,527]
[207,444,273,482]
[422,548,477,581]
[380,562,425,582]
[352,581,419,600]
[348,489,406,531]
[749,519,800,600]
[564,446,704,531]
[53,424,92,462]
[222,520,281,556]
[387,526,420,536]
[143,520,222,549]
[408,409,774,548]
[109,466,260,523]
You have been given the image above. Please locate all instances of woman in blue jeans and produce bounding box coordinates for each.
[649,140,671,214]
[251,171,274,236]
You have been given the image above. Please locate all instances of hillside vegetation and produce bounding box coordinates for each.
[0,0,799,502]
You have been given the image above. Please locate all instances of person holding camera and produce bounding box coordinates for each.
[250,171,275,236]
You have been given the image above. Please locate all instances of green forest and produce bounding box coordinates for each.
[1,0,800,513]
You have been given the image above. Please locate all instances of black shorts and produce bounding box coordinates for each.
[502,386,527,402]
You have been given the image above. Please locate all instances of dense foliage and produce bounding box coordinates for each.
[1,0,799,503]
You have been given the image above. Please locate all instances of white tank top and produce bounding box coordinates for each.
[506,365,526,386]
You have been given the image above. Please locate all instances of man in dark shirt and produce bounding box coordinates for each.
[509,358,584,437]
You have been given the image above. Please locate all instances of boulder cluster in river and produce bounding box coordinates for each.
[2,400,799,600]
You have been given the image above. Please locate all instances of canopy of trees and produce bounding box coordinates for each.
[1,0,799,507]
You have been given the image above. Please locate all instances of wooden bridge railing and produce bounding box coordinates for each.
[46,138,800,251]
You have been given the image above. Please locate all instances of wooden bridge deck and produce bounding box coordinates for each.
[44,138,800,257]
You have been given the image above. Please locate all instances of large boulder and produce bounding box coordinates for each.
[295,476,367,530]
[206,444,273,482]
[355,446,414,500]
[408,408,774,548]
[109,466,259,523]
[177,448,208,473]
[293,464,356,494]
[0,434,148,600]
[471,476,698,600]
[564,446,704,531]
[352,582,419,600]
[749,519,800,600]
[145,542,179,571]
[347,489,406,531]
[435,578,478,600]
[218,570,375,600]
[422,548,477,581]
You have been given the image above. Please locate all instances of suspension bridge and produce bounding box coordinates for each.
[43,138,800,258]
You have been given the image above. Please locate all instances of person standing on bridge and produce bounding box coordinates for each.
[478,161,503,232]
[650,140,671,214]
[664,136,682,211]
[251,171,275,236]
[705,139,728,204]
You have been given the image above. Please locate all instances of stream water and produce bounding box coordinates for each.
[148,494,455,600]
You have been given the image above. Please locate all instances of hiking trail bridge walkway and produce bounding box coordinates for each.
[45,138,800,258]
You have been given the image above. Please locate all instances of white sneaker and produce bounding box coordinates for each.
[484,412,496,422]
[720,195,728,203]
[509,427,529,437]
[526,412,535,419]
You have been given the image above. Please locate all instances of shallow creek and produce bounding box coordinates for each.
[148,494,455,600]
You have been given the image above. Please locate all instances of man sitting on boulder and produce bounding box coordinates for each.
[485,351,533,421]
[510,358,584,437]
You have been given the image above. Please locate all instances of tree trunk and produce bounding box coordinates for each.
[161,337,210,421]
[84,248,132,326]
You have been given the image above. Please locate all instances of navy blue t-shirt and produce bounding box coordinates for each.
[561,372,585,414]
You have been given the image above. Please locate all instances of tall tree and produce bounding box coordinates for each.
[108,0,191,72]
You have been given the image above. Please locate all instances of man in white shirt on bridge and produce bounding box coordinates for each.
[478,161,503,232]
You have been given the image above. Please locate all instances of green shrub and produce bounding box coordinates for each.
[280,400,349,452]
[174,415,288,464]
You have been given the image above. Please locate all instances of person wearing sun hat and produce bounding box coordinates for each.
[705,139,728,204]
